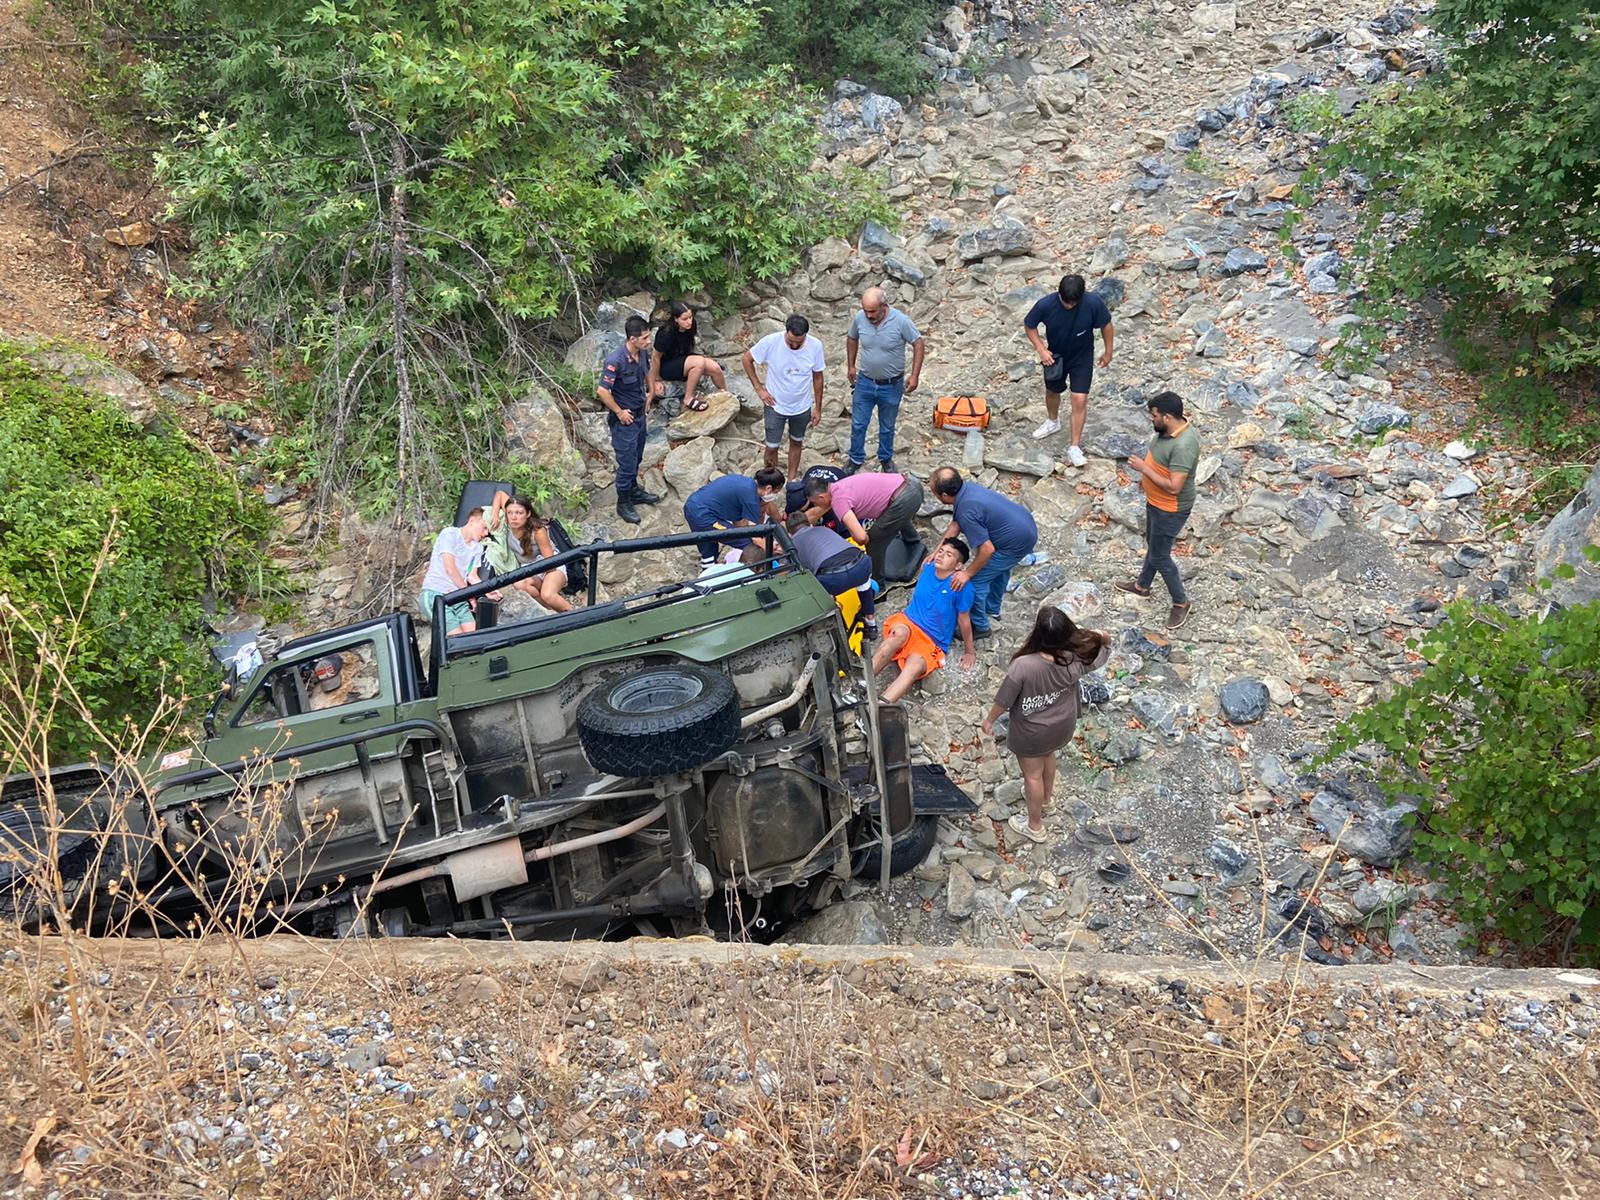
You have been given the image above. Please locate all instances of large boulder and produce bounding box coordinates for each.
[984,435,1058,477]
[663,438,717,496]
[883,250,933,288]
[810,236,854,272]
[592,294,654,332]
[953,217,1034,263]
[574,410,614,455]
[860,219,898,254]
[723,375,763,414]
[562,328,623,374]
[1192,1,1237,32]
[1041,580,1103,622]
[786,899,889,946]
[666,390,741,440]
[1308,787,1416,868]
[640,421,672,471]
[560,296,654,372]
[810,272,854,304]
[504,387,584,484]
[1534,462,1600,604]
[1026,70,1090,116]
[14,338,161,429]
[1219,679,1270,724]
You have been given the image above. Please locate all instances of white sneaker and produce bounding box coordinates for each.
[1031,417,1062,440]
[1066,444,1088,467]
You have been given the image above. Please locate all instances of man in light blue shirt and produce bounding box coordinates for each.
[844,286,924,474]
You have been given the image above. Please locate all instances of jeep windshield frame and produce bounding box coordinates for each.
[431,523,802,672]
[219,612,428,730]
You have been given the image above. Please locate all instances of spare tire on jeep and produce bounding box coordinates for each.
[578,663,741,778]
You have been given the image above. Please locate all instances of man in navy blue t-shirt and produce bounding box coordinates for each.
[1022,274,1114,467]
[683,468,786,567]
[929,467,1038,639]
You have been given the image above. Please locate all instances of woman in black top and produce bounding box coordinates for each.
[648,301,724,412]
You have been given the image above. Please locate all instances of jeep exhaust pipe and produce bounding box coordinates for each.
[740,653,821,730]
[284,803,670,919]
[524,802,667,863]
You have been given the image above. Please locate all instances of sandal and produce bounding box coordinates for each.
[685,396,709,412]
[1007,813,1049,845]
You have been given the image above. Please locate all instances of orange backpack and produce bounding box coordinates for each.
[933,395,991,431]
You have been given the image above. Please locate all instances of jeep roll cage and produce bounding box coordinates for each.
[429,523,799,679]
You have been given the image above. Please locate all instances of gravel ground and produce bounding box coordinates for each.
[4,937,1597,1199]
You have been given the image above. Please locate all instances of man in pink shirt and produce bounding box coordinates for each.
[803,470,924,581]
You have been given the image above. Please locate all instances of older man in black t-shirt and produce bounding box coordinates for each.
[1022,274,1114,467]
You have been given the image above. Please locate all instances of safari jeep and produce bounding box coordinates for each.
[2,514,972,940]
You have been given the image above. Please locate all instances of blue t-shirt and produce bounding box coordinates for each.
[686,475,760,526]
[903,563,976,652]
[1022,292,1111,364]
[953,482,1038,559]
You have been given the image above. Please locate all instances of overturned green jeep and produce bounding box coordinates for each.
[2,517,972,940]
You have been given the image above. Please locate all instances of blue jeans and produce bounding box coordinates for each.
[967,550,1023,632]
[849,376,905,465]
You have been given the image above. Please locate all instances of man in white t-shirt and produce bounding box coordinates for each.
[743,314,825,477]
[417,507,489,635]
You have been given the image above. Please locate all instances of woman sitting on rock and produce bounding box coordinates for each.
[648,301,724,413]
[483,491,572,614]
[981,605,1110,845]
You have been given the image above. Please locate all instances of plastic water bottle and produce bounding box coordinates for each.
[963,428,984,469]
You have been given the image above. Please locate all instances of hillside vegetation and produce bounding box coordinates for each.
[1302,0,1600,488]
[112,0,908,515]
[0,342,271,763]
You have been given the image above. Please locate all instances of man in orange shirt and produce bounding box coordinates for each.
[1115,392,1199,629]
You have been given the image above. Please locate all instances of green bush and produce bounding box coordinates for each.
[1298,0,1600,452]
[1323,577,1600,960]
[1278,89,1338,133]
[124,0,888,516]
[0,342,274,762]
[757,0,943,96]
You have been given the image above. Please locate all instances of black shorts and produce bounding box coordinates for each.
[658,356,688,382]
[1043,358,1093,396]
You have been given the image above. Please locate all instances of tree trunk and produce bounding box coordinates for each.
[388,133,416,524]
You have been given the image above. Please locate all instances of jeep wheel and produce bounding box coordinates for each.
[578,663,741,778]
[0,804,98,926]
[853,813,939,880]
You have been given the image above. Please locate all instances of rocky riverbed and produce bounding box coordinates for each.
[240,0,1592,969]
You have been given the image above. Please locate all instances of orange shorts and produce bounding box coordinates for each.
[884,613,945,678]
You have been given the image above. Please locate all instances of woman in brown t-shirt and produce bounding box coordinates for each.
[980,606,1111,844]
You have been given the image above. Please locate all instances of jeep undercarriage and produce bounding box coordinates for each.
[2,519,973,941]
